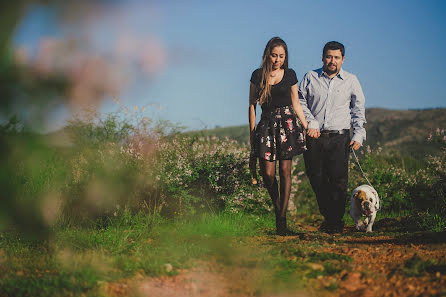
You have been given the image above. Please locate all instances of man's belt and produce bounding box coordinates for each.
[319,129,350,136]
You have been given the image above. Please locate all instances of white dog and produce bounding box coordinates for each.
[350,185,380,232]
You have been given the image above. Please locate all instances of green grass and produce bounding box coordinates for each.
[0,212,274,297]
[3,207,445,296]
[0,210,358,297]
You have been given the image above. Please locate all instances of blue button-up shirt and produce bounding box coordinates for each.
[298,67,366,144]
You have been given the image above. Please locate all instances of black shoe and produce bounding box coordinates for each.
[328,221,344,234]
[276,218,299,236]
[276,217,293,236]
[319,221,344,234]
[277,228,298,236]
[275,215,282,233]
[318,221,331,233]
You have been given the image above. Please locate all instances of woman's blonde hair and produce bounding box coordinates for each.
[258,37,289,105]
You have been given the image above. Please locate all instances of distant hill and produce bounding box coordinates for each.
[188,108,446,157]
[45,108,446,157]
[362,108,445,155]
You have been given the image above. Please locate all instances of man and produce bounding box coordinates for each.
[299,41,366,234]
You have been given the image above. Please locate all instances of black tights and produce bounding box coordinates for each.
[259,159,292,219]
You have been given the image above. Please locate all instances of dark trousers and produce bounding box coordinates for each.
[303,133,350,224]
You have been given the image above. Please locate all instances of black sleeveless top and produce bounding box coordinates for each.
[250,68,298,111]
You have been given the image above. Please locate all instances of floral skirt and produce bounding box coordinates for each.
[252,106,306,161]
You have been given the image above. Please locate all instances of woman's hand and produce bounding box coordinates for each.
[307,128,320,138]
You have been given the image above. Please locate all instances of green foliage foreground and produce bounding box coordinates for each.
[1,212,353,297]
[0,110,445,295]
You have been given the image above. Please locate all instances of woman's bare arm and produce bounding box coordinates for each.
[291,84,308,129]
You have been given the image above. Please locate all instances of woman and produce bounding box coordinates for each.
[249,37,308,235]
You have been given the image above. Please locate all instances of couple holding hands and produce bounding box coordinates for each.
[249,37,366,235]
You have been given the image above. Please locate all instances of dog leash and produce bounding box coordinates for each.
[350,147,373,188]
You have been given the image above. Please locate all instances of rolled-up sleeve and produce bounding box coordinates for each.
[350,76,366,144]
[299,74,319,129]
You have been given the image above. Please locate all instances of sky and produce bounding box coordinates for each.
[12,0,446,131]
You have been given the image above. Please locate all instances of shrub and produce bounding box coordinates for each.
[5,107,445,232]
[408,129,446,217]
[61,111,273,222]
[155,135,272,215]
[347,128,446,231]
[58,110,162,224]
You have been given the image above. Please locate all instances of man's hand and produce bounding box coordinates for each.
[307,128,320,139]
[350,140,361,150]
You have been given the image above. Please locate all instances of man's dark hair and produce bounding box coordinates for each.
[323,41,345,57]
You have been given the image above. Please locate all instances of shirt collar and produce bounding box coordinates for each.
[337,68,345,79]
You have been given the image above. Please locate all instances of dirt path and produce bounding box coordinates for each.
[105,222,446,297]
[301,226,446,297]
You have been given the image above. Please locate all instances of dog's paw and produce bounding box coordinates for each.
[355,223,366,231]
[365,226,373,233]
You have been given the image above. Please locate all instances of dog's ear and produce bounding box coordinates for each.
[354,190,366,202]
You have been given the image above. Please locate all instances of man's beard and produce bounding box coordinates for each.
[324,64,338,75]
